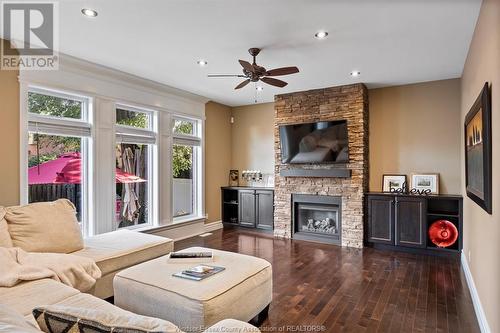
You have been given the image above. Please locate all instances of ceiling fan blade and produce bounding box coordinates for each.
[234,79,251,90]
[208,74,247,78]
[261,77,288,88]
[238,60,255,73]
[266,66,299,76]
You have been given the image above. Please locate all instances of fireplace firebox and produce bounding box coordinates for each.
[292,194,341,245]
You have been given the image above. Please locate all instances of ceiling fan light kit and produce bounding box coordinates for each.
[208,48,299,90]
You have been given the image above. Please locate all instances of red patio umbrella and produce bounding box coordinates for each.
[28,152,146,185]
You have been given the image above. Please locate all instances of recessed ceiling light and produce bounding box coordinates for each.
[256,86,264,91]
[314,31,328,39]
[350,71,361,77]
[197,60,208,67]
[81,8,98,17]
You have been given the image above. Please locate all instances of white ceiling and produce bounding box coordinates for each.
[12,0,482,106]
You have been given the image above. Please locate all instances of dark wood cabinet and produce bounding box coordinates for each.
[365,193,462,256]
[239,190,256,227]
[256,190,274,230]
[221,187,274,231]
[367,196,393,244]
[395,196,426,248]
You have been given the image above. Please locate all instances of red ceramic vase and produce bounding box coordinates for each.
[428,220,458,248]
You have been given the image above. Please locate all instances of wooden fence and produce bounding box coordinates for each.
[28,184,81,220]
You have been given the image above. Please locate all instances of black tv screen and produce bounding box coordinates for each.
[279,120,349,164]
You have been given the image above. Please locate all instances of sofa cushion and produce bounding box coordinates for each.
[33,304,181,333]
[5,199,83,253]
[0,279,80,317]
[0,304,41,333]
[72,229,173,276]
[0,207,13,248]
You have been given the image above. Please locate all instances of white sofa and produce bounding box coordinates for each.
[1,199,174,299]
[0,200,260,332]
[0,279,259,332]
[74,229,174,298]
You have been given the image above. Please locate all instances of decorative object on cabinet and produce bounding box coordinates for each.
[229,170,239,186]
[464,82,492,214]
[428,220,458,248]
[382,174,407,193]
[263,174,274,187]
[365,193,462,256]
[242,170,263,187]
[410,173,439,194]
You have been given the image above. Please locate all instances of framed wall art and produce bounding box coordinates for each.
[382,174,407,193]
[411,173,439,194]
[464,82,492,214]
[229,170,239,186]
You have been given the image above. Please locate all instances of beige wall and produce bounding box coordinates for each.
[204,102,232,223]
[460,0,500,331]
[369,79,462,194]
[221,82,463,196]
[231,102,275,174]
[0,39,20,206]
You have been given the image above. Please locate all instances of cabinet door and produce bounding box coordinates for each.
[256,190,274,230]
[395,197,426,248]
[367,196,394,244]
[239,190,256,227]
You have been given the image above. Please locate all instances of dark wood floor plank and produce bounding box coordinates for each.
[175,228,480,333]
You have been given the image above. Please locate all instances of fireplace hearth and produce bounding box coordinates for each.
[292,194,341,245]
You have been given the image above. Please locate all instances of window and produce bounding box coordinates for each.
[26,88,91,225]
[115,105,156,229]
[28,91,83,120]
[116,108,151,129]
[172,116,201,220]
[23,84,205,235]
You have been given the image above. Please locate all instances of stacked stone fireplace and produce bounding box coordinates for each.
[274,84,369,248]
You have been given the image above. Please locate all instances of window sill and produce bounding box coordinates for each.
[135,215,206,234]
[173,215,205,224]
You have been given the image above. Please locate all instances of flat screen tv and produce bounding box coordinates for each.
[279,120,349,164]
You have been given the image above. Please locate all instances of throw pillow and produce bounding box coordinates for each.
[0,207,13,247]
[5,199,83,253]
[33,306,181,333]
[0,304,41,333]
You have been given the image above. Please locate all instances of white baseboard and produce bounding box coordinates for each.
[461,250,491,333]
[204,220,223,233]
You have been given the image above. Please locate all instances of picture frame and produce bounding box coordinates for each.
[382,174,407,193]
[464,82,492,214]
[411,173,439,194]
[228,170,239,186]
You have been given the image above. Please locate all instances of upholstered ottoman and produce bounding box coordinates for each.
[113,247,272,332]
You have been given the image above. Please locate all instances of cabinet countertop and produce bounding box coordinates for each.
[221,186,274,191]
[366,192,462,199]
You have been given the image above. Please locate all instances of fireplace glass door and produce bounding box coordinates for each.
[297,203,340,236]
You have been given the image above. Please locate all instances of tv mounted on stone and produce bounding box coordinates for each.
[279,120,349,164]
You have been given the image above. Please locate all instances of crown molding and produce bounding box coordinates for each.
[59,53,210,104]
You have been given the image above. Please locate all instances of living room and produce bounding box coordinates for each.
[0,0,498,332]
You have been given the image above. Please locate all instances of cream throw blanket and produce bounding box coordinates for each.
[0,247,101,292]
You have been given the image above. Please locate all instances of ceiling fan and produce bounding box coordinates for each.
[208,48,299,90]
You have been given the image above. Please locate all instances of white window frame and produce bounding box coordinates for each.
[114,103,158,230]
[172,115,203,222]
[22,85,93,236]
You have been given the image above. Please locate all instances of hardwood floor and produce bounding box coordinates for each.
[175,227,480,333]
